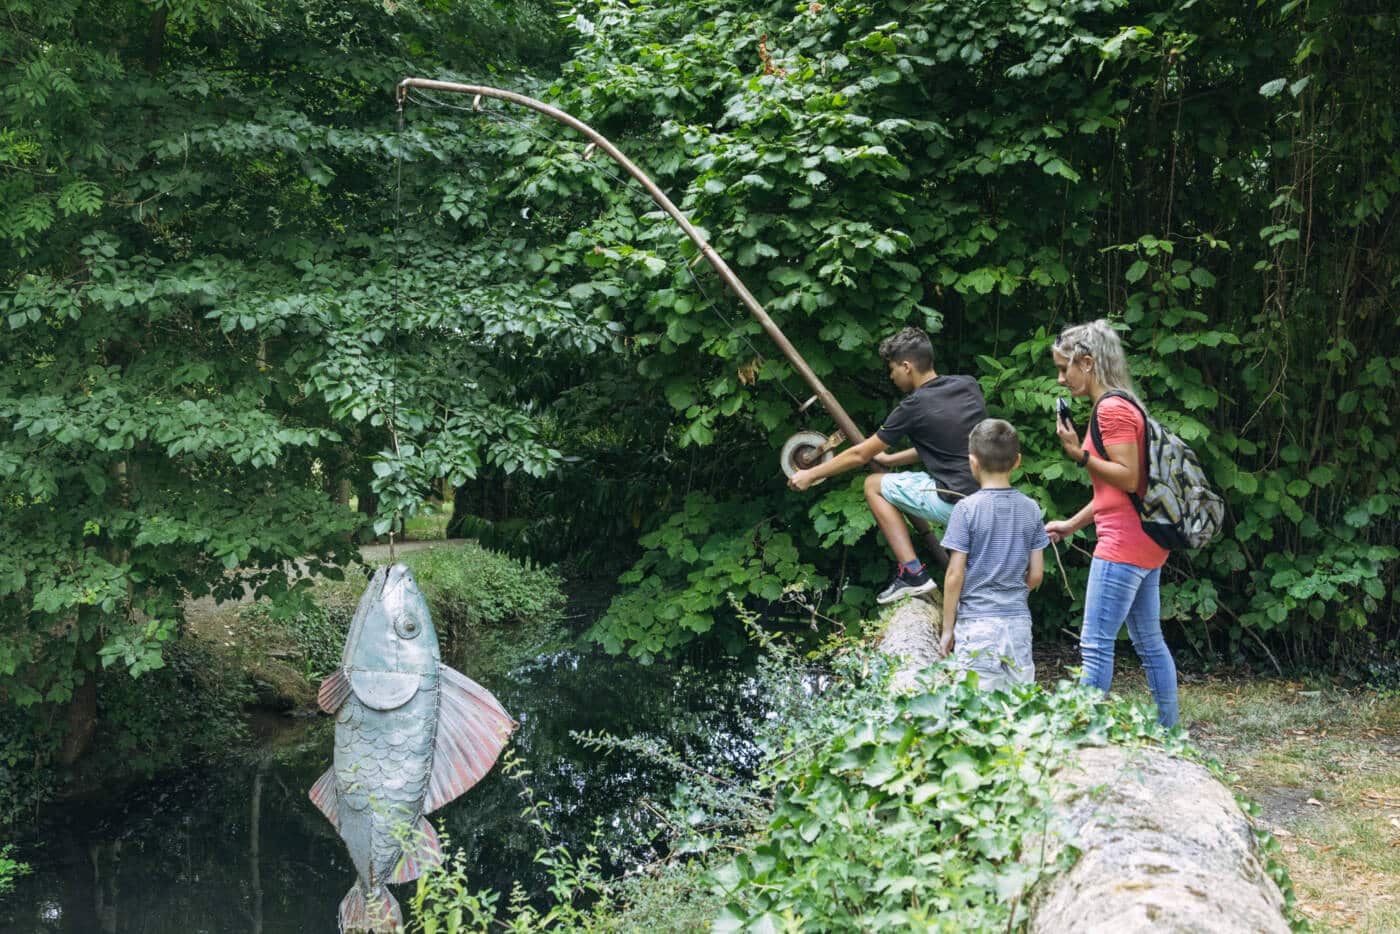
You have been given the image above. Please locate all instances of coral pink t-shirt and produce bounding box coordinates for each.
[1091,396,1168,569]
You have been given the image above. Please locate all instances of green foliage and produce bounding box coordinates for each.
[0,844,28,896]
[241,543,567,678]
[0,706,61,829]
[405,544,566,634]
[710,667,1174,931]
[498,0,1400,664]
[92,638,254,777]
[240,592,354,683]
[405,607,1308,932]
[590,493,833,661]
[0,0,584,763]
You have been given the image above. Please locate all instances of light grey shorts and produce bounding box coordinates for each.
[953,616,1034,692]
[879,471,957,525]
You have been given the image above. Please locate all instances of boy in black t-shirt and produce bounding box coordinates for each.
[788,327,988,604]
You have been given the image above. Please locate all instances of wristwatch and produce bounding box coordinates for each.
[1077,449,1091,468]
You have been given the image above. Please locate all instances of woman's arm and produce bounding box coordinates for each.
[1085,442,1140,493]
[1046,501,1094,542]
[1055,405,1141,493]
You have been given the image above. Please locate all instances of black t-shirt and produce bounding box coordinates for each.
[876,374,987,502]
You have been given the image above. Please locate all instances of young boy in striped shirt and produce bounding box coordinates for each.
[939,419,1049,690]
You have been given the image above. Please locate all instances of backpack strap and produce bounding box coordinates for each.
[1088,390,1150,507]
[1088,390,1137,458]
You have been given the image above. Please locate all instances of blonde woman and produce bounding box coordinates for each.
[1045,320,1178,727]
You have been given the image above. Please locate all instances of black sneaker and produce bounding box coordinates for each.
[875,565,938,605]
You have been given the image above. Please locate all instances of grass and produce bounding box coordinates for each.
[1067,663,1400,932]
[402,501,452,540]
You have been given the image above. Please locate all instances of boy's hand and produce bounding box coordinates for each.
[872,451,897,468]
[939,630,955,658]
[788,468,815,492]
[1045,519,1075,543]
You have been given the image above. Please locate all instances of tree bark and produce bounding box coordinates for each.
[56,675,97,766]
[145,5,168,76]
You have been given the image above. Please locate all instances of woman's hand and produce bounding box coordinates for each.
[1045,519,1076,543]
[939,630,954,658]
[1055,413,1084,461]
[787,468,815,492]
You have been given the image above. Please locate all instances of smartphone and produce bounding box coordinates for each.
[1055,398,1075,431]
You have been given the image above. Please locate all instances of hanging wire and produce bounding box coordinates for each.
[405,89,811,410]
[385,95,409,563]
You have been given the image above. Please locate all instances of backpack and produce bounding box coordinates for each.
[1089,391,1225,550]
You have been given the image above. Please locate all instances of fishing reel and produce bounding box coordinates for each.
[779,394,846,483]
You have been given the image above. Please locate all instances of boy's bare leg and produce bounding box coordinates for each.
[864,473,918,564]
[864,474,950,570]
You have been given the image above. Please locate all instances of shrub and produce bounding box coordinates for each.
[403,544,566,635]
[712,667,1172,931]
[0,844,29,895]
[403,614,1305,932]
[93,638,255,777]
[240,543,567,679]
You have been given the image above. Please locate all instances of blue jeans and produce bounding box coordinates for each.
[1080,558,1179,727]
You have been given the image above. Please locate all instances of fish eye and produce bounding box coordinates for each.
[394,615,422,640]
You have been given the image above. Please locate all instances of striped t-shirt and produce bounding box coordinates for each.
[940,487,1050,621]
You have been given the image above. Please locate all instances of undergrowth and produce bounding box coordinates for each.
[239,542,567,680]
[407,614,1306,931]
[0,844,28,895]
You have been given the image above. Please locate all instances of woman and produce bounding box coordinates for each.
[1046,320,1178,727]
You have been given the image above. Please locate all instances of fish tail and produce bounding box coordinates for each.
[339,882,402,933]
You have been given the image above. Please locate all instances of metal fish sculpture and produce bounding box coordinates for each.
[309,563,516,932]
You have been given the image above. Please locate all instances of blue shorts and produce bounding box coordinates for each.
[879,472,958,525]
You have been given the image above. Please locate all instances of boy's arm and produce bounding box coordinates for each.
[873,447,920,468]
[941,550,967,657]
[787,434,886,491]
[1026,549,1044,590]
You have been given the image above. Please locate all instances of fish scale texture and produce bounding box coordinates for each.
[335,681,437,884]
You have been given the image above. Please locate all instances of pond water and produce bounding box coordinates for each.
[0,646,764,933]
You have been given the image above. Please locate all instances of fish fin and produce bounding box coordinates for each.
[339,883,402,933]
[423,665,517,814]
[318,667,351,714]
[390,817,443,884]
[309,766,340,829]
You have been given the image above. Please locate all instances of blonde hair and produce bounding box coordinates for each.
[1053,319,1142,405]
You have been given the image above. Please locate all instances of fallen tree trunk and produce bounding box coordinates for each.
[876,599,1289,933]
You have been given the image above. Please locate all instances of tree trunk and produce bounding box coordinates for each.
[145,5,167,75]
[56,675,97,766]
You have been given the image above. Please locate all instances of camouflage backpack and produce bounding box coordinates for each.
[1089,391,1225,550]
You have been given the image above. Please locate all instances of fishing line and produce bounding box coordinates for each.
[386,95,409,563]
[406,89,811,411]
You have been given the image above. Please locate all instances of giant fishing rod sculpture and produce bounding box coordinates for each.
[396,78,949,567]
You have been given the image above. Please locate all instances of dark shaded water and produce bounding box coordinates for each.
[0,649,762,933]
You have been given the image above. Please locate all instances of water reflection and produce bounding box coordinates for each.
[0,649,760,933]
